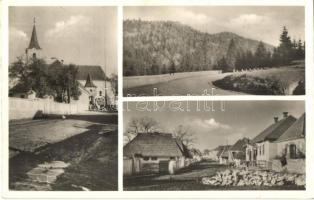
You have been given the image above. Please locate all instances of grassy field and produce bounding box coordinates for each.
[124,160,305,191]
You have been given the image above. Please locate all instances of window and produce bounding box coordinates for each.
[262,145,265,155]
[99,91,102,96]
[289,144,297,159]
[90,89,93,92]
[151,157,157,160]
[259,146,261,155]
[143,157,149,161]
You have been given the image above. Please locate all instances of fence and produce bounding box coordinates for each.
[9,97,85,120]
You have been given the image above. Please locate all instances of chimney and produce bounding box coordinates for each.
[274,117,279,123]
[283,112,288,118]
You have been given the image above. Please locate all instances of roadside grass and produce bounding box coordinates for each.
[213,65,305,95]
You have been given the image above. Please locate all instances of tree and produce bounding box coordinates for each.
[48,63,81,103]
[217,56,231,73]
[110,73,118,96]
[125,116,160,142]
[277,26,293,64]
[254,41,268,67]
[173,124,196,148]
[226,38,238,69]
[9,58,53,98]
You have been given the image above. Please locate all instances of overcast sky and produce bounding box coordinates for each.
[9,7,117,75]
[124,6,304,46]
[123,101,304,151]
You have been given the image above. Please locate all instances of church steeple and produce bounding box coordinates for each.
[27,18,41,50]
[85,73,97,88]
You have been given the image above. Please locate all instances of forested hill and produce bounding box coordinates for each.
[123,19,274,76]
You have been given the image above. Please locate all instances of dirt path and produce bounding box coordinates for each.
[124,72,245,96]
[124,160,304,191]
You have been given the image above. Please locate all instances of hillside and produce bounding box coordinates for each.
[123,19,273,76]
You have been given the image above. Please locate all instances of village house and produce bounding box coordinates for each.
[228,138,250,166]
[246,112,296,168]
[123,132,191,176]
[275,113,305,174]
[217,145,231,164]
[9,19,116,111]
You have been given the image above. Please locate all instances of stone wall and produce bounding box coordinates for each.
[9,97,83,120]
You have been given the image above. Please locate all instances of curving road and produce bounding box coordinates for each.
[124,72,245,96]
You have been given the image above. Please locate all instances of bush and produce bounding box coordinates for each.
[212,74,285,95]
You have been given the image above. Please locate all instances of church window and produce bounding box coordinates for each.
[99,91,102,96]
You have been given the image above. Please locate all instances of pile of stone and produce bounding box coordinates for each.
[202,169,305,187]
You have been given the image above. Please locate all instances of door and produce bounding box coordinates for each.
[159,160,169,174]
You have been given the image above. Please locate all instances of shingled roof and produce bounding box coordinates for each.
[123,132,188,157]
[229,138,250,151]
[252,115,296,143]
[217,145,231,158]
[277,113,305,142]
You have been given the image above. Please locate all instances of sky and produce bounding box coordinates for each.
[123,101,304,151]
[9,7,117,75]
[124,6,305,46]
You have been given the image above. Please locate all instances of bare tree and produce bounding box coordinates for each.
[173,124,197,148]
[124,116,160,143]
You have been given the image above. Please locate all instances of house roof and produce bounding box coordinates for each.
[277,113,305,142]
[76,65,108,81]
[27,24,41,50]
[124,132,188,157]
[229,138,250,151]
[217,145,231,158]
[84,73,97,88]
[251,115,296,143]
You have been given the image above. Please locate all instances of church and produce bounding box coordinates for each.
[10,19,116,111]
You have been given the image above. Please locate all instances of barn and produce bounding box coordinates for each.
[123,132,190,176]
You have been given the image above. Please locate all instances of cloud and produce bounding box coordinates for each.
[46,15,90,38]
[193,118,231,131]
[229,14,270,26]
[10,27,27,40]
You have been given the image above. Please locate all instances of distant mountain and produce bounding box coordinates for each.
[123,19,274,76]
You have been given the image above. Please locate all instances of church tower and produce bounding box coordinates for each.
[26,18,42,62]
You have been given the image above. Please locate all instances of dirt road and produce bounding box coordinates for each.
[124,71,243,96]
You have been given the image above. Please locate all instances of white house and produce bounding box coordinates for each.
[246,112,296,168]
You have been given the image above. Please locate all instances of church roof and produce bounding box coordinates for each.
[27,24,41,50]
[76,65,108,81]
[84,73,97,88]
